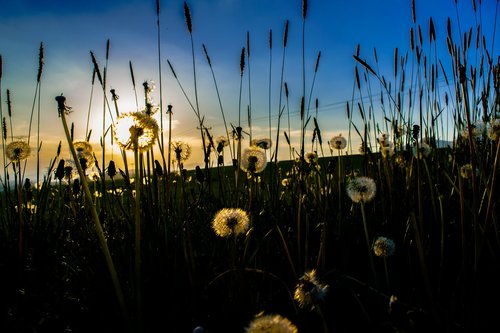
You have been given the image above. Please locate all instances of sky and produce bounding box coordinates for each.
[0,0,498,182]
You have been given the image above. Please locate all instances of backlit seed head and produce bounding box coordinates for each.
[373,236,396,258]
[241,146,267,174]
[113,112,158,152]
[211,208,250,238]
[346,176,377,203]
[329,134,347,150]
[6,140,31,162]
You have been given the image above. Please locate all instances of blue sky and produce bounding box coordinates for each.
[0,0,498,180]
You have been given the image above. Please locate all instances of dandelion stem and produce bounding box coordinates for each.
[134,145,143,332]
[57,96,130,328]
[360,202,378,288]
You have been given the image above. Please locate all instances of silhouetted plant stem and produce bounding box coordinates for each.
[360,202,378,288]
[56,95,130,329]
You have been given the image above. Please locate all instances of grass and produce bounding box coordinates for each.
[1,0,500,332]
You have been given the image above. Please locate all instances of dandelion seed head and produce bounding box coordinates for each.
[329,134,347,150]
[461,122,485,140]
[62,159,79,182]
[346,176,377,203]
[215,135,229,153]
[487,118,500,141]
[378,132,390,147]
[373,236,396,257]
[113,112,158,152]
[245,313,298,333]
[380,142,395,158]
[211,208,250,238]
[460,164,474,179]
[250,138,272,150]
[171,141,191,162]
[305,151,318,164]
[413,142,431,159]
[87,168,100,181]
[241,146,267,173]
[74,140,94,169]
[294,269,329,310]
[6,140,31,162]
[142,80,156,94]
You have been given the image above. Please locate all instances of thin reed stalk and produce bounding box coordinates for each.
[268,29,272,161]
[202,44,233,160]
[0,54,7,185]
[360,202,378,288]
[133,145,143,332]
[247,32,252,143]
[184,1,209,172]
[155,0,165,173]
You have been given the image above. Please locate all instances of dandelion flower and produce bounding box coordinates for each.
[245,313,298,333]
[380,142,395,158]
[373,236,396,258]
[241,146,267,173]
[378,132,390,147]
[294,269,329,310]
[215,135,229,153]
[460,164,474,179]
[211,208,250,238]
[413,142,431,159]
[113,112,159,152]
[143,80,156,95]
[346,176,377,203]
[62,159,79,182]
[329,134,347,150]
[250,138,272,150]
[6,140,31,162]
[73,140,94,169]
[487,118,500,141]
[171,141,191,162]
[461,122,485,140]
[87,168,100,181]
[305,151,318,164]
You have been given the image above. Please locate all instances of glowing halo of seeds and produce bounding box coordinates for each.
[113,112,159,152]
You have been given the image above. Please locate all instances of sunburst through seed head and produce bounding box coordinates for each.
[113,112,158,152]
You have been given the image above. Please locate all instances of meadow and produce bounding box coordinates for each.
[1,0,500,332]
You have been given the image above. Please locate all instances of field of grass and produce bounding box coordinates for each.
[1,0,500,332]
